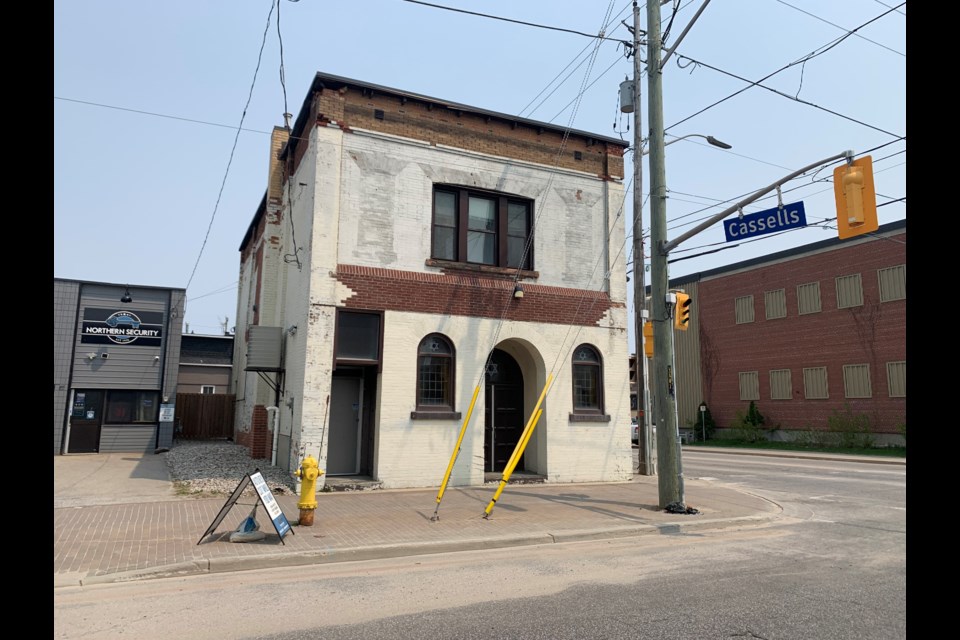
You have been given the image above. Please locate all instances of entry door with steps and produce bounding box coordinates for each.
[484,349,525,473]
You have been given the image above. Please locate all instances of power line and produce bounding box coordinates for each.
[666,3,905,137]
[774,0,905,57]
[400,0,630,45]
[185,0,277,292]
[873,0,906,17]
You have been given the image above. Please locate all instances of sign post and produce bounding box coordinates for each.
[198,469,293,544]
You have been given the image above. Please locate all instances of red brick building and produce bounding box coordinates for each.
[668,219,906,444]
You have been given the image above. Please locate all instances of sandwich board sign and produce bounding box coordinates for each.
[198,469,294,544]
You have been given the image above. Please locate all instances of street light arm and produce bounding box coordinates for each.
[662,150,854,254]
[641,133,731,155]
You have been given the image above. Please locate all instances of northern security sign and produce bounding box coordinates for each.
[724,202,807,242]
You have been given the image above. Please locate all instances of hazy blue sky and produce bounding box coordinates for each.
[54,0,906,344]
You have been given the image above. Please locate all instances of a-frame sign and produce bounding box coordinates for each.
[197,469,294,545]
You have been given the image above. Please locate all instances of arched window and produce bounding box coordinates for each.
[417,334,455,411]
[572,344,603,414]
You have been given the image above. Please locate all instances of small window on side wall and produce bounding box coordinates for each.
[200,385,216,395]
[572,344,604,414]
[416,334,455,411]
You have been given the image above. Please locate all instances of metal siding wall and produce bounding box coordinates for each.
[71,285,168,390]
[54,280,81,453]
[99,426,156,453]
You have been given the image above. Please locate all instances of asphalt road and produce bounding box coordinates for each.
[54,450,906,639]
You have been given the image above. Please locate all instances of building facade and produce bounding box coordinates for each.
[667,220,906,443]
[54,279,185,454]
[232,72,634,489]
[177,334,234,395]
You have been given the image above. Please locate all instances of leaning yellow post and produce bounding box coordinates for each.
[483,374,553,518]
[431,385,481,521]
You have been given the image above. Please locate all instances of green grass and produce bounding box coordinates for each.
[684,439,906,458]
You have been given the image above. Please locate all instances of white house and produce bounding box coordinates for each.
[233,72,633,490]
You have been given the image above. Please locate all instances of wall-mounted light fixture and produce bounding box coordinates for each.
[513,284,524,299]
[86,353,97,360]
[287,325,298,336]
[120,286,133,303]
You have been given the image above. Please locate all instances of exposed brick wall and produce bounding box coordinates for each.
[236,404,271,460]
[335,264,621,326]
[285,84,625,181]
[697,230,906,433]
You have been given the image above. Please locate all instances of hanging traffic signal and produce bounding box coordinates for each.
[834,155,878,240]
[642,322,654,358]
[674,292,691,331]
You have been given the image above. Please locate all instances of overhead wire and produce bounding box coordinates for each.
[665,2,905,138]
[184,0,276,292]
[774,0,905,57]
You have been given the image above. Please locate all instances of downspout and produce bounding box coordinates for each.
[267,406,280,466]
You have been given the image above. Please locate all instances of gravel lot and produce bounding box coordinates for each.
[161,439,298,497]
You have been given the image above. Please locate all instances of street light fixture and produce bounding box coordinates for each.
[640,133,732,155]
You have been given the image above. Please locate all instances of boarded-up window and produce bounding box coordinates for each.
[739,371,760,400]
[886,361,906,397]
[735,295,755,324]
[765,289,787,320]
[843,364,872,398]
[803,367,829,399]
[797,282,821,315]
[878,265,906,302]
[769,369,793,400]
[836,274,864,309]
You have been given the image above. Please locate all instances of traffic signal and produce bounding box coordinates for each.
[642,322,653,358]
[834,155,878,240]
[674,292,691,331]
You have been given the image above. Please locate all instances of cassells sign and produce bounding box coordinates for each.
[81,308,164,346]
[724,201,807,242]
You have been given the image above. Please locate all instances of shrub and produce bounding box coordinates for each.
[729,402,768,443]
[827,404,874,449]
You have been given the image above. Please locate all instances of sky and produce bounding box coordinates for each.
[54,0,906,346]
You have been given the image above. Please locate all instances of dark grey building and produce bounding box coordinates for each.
[54,278,185,454]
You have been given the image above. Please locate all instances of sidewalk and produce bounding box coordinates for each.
[53,448,903,588]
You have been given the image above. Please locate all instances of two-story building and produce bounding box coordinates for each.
[232,72,633,489]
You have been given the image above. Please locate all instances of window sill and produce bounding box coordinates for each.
[425,259,539,280]
[411,411,462,420]
[568,413,611,423]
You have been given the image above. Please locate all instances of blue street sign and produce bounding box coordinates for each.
[723,201,807,242]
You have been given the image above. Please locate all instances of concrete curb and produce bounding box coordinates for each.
[69,510,785,586]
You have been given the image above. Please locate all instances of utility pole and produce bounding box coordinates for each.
[646,0,683,508]
[628,0,654,476]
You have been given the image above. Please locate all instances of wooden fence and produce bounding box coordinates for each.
[174,393,235,440]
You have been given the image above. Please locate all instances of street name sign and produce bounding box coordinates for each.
[724,201,807,242]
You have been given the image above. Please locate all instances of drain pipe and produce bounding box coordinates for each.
[266,406,280,466]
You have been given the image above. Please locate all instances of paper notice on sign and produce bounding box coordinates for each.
[250,472,291,537]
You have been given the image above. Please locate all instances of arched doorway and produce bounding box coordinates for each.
[484,348,525,473]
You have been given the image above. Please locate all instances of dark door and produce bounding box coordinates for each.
[68,390,104,453]
[327,376,362,475]
[484,349,525,473]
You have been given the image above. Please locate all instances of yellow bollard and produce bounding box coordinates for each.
[294,455,324,526]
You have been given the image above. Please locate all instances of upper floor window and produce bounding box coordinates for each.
[200,385,216,395]
[735,295,755,324]
[572,344,604,414]
[432,186,533,269]
[764,289,787,320]
[797,282,822,315]
[878,265,906,302]
[836,274,864,309]
[416,334,455,411]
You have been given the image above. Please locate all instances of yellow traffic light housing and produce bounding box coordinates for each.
[642,322,653,358]
[674,292,691,331]
[834,155,878,240]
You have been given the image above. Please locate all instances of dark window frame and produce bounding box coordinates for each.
[104,390,160,424]
[431,185,534,270]
[570,344,605,416]
[414,333,456,413]
[333,309,384,373]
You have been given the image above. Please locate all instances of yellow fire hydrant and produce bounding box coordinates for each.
[294,455,324,526]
